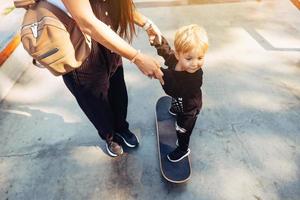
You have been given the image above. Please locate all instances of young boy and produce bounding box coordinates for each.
[153,24,208,162]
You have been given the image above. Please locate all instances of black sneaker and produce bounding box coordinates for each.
[115,130,139,148]
[106,141,123,157]
[167,147,190,162]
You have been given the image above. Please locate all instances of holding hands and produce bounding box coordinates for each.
[133,17,164,84]
[143,18,162,45]
[133,51,164,85]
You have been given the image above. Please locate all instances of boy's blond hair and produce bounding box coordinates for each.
[174,24,208,54]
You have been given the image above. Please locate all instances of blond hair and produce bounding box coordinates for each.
[174,24,208,54]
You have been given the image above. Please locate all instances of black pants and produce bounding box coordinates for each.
[176,114,198,151]
[172,96,202,151]
[63,65,129,142]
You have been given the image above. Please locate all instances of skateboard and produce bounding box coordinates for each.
[155,96,191,183]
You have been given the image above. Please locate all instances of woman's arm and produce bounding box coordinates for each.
[61,0,163,83]
[62,0,137,60]
[133,9,162,45]
[132,9,147,27]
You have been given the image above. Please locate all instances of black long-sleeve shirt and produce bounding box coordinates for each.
[154,37,203,114]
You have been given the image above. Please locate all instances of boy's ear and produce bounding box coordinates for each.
[175,51,179,60]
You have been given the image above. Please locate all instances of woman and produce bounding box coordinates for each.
[60,0,163,157]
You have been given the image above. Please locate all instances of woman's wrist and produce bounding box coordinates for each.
[142,18,153,31]
[130,50,141,63]
[132,52,144,66]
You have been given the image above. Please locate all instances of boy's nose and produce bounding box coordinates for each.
[192,61,198,67]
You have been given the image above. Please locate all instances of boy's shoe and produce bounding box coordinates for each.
[106,141,123,157]
[167,147,190,162]
[115,130,139,148]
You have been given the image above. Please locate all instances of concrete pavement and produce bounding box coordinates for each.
[0,0,300,199]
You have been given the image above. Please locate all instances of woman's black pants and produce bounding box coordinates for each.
[62,65,129,142]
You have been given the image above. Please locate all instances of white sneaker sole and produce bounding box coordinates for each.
[167,148,190,162]
[106,143,123,157]
[115,133,139,148]
[169,109,177,116]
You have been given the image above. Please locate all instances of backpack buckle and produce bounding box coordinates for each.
[30,23,38,38]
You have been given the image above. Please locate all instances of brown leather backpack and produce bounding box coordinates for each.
[15,0,91,76]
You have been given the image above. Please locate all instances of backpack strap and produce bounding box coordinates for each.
[39,1,73,27]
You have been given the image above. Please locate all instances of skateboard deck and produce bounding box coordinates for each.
[155,96,191,183]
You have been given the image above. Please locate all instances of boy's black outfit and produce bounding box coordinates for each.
[154,37,203,159]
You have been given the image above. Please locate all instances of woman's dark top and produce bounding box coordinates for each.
[72,0,123,95]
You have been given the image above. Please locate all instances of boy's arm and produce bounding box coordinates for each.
[153,36,178,69]
[160,68,177,97]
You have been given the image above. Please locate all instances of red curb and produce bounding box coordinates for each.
[0,34,21,66]
[290,0,300,9]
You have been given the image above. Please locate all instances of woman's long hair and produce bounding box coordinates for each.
[115,0,136,43]
[91,0,136,43]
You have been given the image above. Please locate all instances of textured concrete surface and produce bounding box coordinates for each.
[0,45,32,102]
[0,0,300,200]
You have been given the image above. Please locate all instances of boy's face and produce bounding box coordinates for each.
[175,48,206,73]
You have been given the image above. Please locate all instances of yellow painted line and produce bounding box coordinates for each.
[2,6,15,15]
[0,34,20,66]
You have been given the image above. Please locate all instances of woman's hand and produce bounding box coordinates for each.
[134,53,164,85]
[145,20,162,45]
